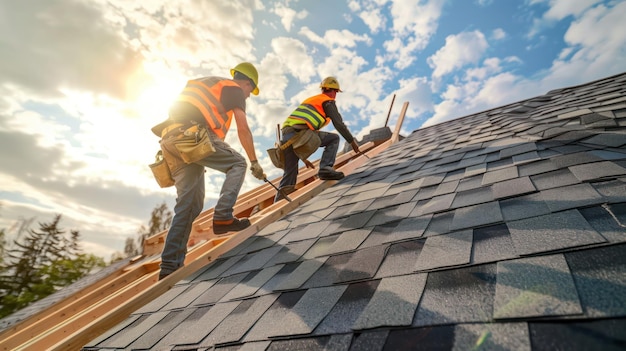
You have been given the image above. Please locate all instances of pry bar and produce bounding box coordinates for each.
[264,177,292,202]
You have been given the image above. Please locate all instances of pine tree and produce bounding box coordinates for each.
[135,202,172,256]
[111,202,173,261]
[0,215,104,318]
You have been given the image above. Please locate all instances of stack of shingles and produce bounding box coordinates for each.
[83,73,626,350]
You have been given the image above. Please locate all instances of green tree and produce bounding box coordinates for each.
[0,214,105,319]
[0,227,5,267]
[140,201,172,238]
[130,202,172,257]
[110,202,173,262]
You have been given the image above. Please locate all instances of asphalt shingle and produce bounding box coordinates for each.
[192,272,249,306]
[313,280,380,335]
[353,273,427,330]
[200,294,279,346]
[528,319,626,351]
[244,290,306,341]
[565,244,626,318]
[492,176,536,199]
[494,254,582,319]
[579,206,626,243]
[382,214,431,243]
[540,183,604,212]
[569,161,626,181]
[413,264,496,326]
[335,245,388,283]
[153,305,232,347]
[450,201,503,230]
[273,257,327,291]
[471,224,517,264]
[507,209,606,255]
[414,230,473,271]
[530,168,580,190]
[375,240,425,278]
[268,285,347,337]
[221,265,284,301]
[452,323,531,351]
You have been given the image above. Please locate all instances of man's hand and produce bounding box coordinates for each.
[350,140,360,153]
[250,161,265,180]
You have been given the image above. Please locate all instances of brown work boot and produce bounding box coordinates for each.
[213,217,251,235]
[318,166,344,180]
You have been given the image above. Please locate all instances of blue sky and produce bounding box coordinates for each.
[0,0,625,259]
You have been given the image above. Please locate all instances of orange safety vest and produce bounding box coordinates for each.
[175,77,239,140]
[283,93,333,130]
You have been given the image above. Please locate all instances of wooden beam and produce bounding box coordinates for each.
[391,101,409,143]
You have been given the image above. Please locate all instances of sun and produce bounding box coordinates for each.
[135,81,181,118]
[129,62,186,120]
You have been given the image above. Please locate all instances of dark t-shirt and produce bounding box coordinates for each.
[169,77,246,126]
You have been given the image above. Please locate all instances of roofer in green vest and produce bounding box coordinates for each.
[275,76,360,201]
[152,62,265,280]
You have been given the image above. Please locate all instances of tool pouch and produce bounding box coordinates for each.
[267,145,285,169]
[292,129,321,161]
[149,150,175,188]
[173,126,215,164]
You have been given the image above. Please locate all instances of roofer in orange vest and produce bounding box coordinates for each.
[153,62,265,280]
[275,77,360,201]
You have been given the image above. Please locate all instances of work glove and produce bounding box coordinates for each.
[250,160,265,180]
[350,140,360,154]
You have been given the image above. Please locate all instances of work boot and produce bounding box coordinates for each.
[318,166,344,180]
[213,217,251,235]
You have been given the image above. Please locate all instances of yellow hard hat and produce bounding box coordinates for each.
[230,62,259,95]
[320,76,342,92]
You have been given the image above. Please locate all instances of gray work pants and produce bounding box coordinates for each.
[276,129,339,200]
[159,130,246,275]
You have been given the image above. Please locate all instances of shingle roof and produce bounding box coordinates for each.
[84,72,626,351]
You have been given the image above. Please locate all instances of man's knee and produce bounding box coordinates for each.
[321,132,339,147]
[231,153,247,169]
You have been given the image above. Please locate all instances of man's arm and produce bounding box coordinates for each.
[233,107,266,179]
[233,108,258,161]
[322,100,354,143]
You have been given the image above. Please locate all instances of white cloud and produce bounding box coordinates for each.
[299,27,371,49]
[428,30,489,78]
[421,1,625,130]
[359,8,386,33]
[492,28,507,40]
[0,0,144,100]
[0,0,268,259]
[528,0,601,37]
[378,0,444,69]
[465,57,503,81]
[543,1,626,88]
[270,37,316,82]
[272,3,308,32]
[392,76,434,121]
[541,0,601,20]
[390,0,444,38]
[348,1,361,12]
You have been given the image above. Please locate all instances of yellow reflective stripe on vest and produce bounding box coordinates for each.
[290,104,326,129]
[283,93,333,130]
